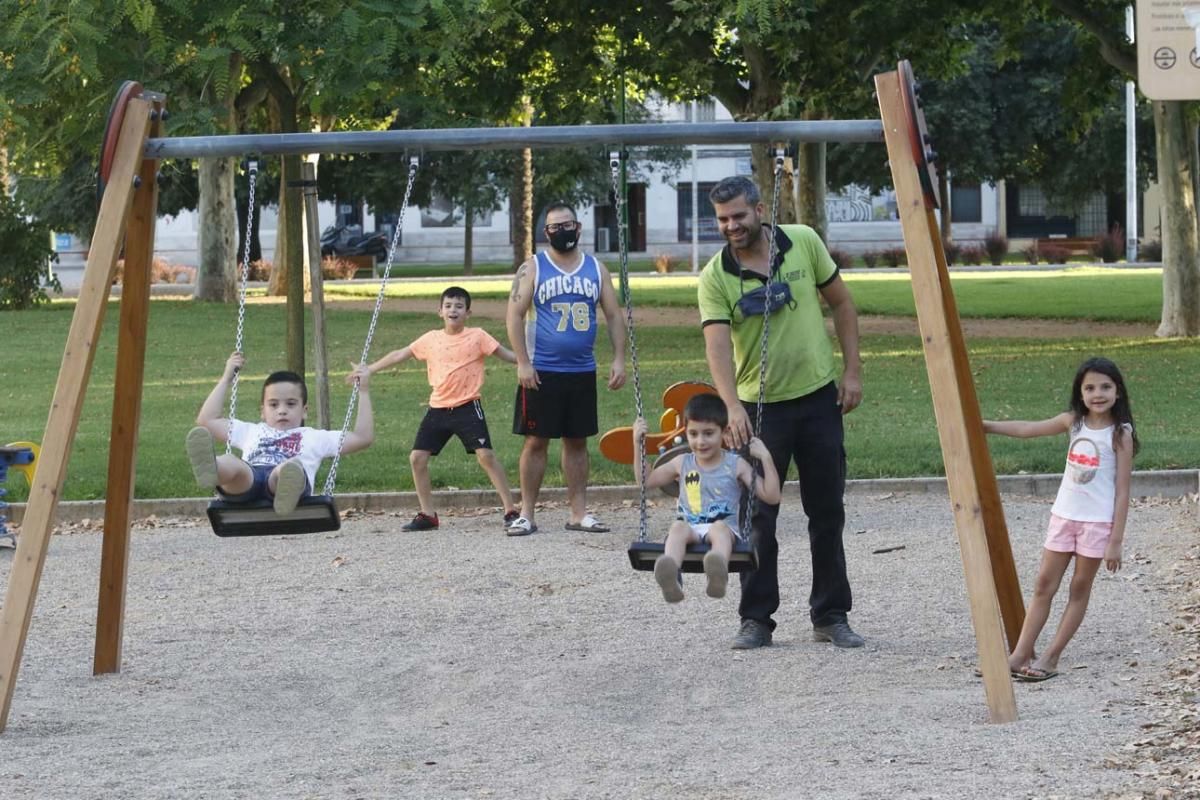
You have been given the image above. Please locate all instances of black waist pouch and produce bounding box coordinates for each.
[736,281,794,318]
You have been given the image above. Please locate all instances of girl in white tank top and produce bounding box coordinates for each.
[982,357,1138,682]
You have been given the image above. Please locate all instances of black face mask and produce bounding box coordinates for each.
[548,226,580,252]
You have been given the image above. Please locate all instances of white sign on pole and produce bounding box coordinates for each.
[1137,1,1200,99]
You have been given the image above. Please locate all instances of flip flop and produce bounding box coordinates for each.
[1015,666,1059,682]
[973,667,1026,680]
[505,516,537,537]
[565,515,609,533]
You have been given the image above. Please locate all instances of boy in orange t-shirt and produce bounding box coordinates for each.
[368,286,520,531]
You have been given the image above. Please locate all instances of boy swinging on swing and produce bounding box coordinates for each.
[633,393,780,603]
[186,352,375,514]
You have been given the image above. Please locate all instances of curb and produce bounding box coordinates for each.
[7,469,1196,527]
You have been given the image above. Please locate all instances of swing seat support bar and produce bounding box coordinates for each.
[627,539,759,574]
[208,496,341,538]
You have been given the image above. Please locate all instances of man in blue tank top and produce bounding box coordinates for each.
[504,202,627,536]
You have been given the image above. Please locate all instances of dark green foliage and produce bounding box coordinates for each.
[1138,239,1162,262]
[0,194,62,310]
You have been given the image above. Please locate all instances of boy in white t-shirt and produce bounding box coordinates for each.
[186,352,374,514]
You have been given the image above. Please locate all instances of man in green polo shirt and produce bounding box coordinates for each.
[698,175,864,650]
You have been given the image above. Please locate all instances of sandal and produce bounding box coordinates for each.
[564,514,609,533]
[505,516,537,537]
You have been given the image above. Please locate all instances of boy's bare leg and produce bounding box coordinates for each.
[561,437,589,524]
[475,448,517,513]
[703,522,734,599]
[214,455,254,495]
[410,450,436,515]
[1008,549,1072,673]
[1030,555,1102,674]
[654,521,698,604]
[518,436,550,524]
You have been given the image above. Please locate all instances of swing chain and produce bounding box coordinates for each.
[226,159,259,456]
[323,155,420,496]
[741,147,785,540]
[610,151,648,543]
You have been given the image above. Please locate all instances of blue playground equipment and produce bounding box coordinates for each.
[0,443,39,548]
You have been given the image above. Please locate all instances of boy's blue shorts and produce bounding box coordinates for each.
[218,464,311,504]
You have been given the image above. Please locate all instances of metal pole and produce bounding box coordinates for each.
[300,160,331,429]
[1125,5,1139,262]
[144,121,884,160]
[691,101,700,272]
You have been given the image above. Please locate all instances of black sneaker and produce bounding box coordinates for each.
[402,512,439,531]
[730,619,772,650]
[813,621,865,648]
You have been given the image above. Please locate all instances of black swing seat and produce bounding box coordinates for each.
[627,538,759,574]
[208,495,341,537]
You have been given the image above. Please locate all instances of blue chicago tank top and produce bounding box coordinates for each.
[525,250,601,372]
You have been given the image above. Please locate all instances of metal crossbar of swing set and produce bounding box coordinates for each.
[143,120,884,159]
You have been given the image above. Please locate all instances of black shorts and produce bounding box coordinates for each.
[513,370,598,439]
[413,400,494,455]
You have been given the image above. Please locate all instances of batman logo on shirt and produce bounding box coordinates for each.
[684,469,702,513]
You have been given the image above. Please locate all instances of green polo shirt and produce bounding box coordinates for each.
[698,224,839,403]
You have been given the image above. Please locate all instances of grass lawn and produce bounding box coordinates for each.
[0,272,1194,502]
[324,266,1166,322]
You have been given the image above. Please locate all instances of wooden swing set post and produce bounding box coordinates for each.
[94,94,166,675]
[0,93,155,731]
[876,65,1021,724]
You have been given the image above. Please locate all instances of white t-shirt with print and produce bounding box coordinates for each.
[227,419,342,488]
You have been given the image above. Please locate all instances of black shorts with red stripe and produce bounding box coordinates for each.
[512,370,598,440]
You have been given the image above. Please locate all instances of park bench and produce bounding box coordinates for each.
[1034,237,1096,257]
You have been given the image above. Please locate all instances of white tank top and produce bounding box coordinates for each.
[1050,422,1129,523]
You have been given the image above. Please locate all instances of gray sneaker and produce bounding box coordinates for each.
[653,556,684,603]
[185,426,219,489]
[730,619,772,650]
[813,621,865,648]
[273,459,307,515]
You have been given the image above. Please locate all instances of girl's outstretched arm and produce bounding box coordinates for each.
[1105,425,1134,572]
[982,411,1073,439]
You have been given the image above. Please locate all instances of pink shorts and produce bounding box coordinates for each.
[1044,513,1112,559]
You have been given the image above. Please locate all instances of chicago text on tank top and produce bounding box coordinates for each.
[526,251,601,372]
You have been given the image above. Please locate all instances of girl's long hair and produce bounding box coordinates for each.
[1068,356,1139,455]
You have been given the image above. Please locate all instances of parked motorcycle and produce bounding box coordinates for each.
[319,224,387,261]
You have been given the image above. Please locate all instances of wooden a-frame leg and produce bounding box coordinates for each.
[94,99,164,675]
[876,70,1018,724]
[0,98,153,732]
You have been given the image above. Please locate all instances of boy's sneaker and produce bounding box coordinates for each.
[653,556,684,603]
[185,426,219,489]
[273,459,306,515]
[702,550,729,599]
[503,510,521,530]
[403,512,439,531]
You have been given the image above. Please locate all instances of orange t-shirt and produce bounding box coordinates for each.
[409,328,500,408]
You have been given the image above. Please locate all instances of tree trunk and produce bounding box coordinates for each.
[1153,101,1200,338]
[512,97,534,268]
[796,141,826,239]
[0,136,8,195]
[194,158,238,301]
[282,153,307,373]
[464,201,475,275]
[750,144,798,226]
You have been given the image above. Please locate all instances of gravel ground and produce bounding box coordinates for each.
[0,492,1194,800]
